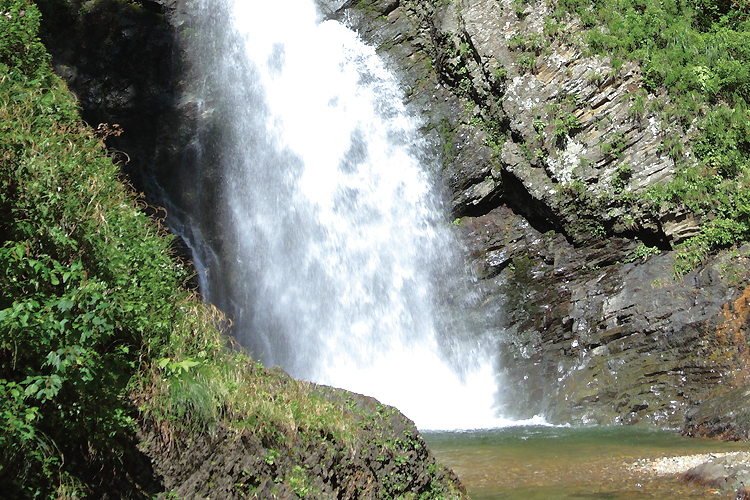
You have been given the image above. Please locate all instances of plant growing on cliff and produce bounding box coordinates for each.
[0,1,221,495]
[612,163,633,193]
[553,112,583,142]
[551,0,750,272]
[509,33,546,55]
[599,131,628,160]
[629,243,661,262]
[512,0,529,18]
[492,66,507,82]
[0,0,48,77]
[628,91,647,121]
[517,53,537,74]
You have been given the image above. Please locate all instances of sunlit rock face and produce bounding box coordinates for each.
[336,0,750,427]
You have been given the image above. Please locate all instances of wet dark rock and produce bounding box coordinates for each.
[456,206,750,425]
[37,0,176,190]
[684,384,750,441]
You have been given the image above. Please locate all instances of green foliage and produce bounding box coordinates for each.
[543,15,562,37]
[629,243,661,262]
[156,355,203,379]
[287,465,314,498]
[612,163,633,193]
[513,0,529,18]
[533,118,545,135]
[509,33,546,55]
[0,0,49,78]
[553,112,582,139]
[491,66,508,82]
[600,131,628,159]
[517,53,537,73]
[0,6,199,494]
[628,90,647,120]
[694,102,750,179]
[551,0,750,271]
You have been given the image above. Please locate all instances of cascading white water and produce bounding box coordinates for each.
[171,0,523,430]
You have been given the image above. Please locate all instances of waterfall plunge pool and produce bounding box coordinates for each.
[424,426,748,499]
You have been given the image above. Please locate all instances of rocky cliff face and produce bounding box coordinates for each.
[333,0,750,427]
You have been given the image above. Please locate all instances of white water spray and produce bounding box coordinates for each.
[172,0,519,430]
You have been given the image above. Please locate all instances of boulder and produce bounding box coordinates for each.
[682,453,750,491]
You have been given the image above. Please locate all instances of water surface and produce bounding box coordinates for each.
[424,426,748,499]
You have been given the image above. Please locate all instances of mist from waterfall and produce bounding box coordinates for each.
[168,0,520,430]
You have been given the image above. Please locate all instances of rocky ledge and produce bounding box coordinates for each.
[682,453,750,493]
[138,379,467,500]
[631,452,750,498]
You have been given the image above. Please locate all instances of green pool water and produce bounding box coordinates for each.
[423,426,749,500]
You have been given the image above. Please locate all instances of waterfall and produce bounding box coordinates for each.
[167,0,514,430]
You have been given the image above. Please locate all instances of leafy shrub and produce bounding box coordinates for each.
[0,7,195,494]
[0,0,48,77]
[694,101,750,179]
[553,0,750,272]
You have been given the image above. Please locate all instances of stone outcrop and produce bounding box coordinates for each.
[334,0,750,427]
[139,383,467,500]
[682,453,750,492]
[684,383,750,441]
[463,209,750,425]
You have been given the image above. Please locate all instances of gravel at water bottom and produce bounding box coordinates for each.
[423,426,749,500]
[629,452,750,476]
